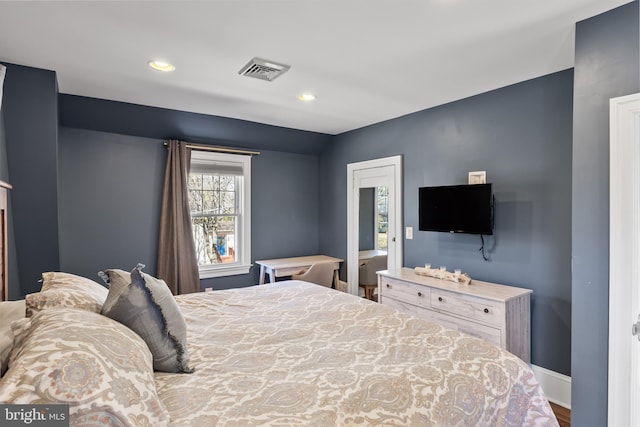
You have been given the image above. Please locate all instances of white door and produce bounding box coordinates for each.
[609,93,640,427]
[347,156,402,296]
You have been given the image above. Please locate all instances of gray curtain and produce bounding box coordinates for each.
[157,140,200,294]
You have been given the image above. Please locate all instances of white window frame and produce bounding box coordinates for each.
[190,150,252,278]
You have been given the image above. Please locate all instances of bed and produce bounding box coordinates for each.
[0,265,558,426]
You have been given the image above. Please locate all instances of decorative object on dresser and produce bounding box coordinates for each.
[415,264,471,285]
[377,267,532,363]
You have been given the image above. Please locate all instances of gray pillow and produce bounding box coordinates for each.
[100,264,193,373]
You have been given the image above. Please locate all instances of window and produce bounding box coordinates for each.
[188,151,251,278]
[376,187,388,250]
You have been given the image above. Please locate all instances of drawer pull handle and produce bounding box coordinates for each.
[484,308,489,314]
[438,297,443,302]
[417,292,422,297]
[386,284,391,288]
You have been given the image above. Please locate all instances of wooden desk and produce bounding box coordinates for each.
[256,255,343,287]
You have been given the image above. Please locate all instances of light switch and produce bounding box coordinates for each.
[406,226,413,240]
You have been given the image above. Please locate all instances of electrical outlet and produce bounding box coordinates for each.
[406,226,413,240]
[205,287,213,292]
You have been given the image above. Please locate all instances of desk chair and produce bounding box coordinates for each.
[359,255,387,301]
[291,261,335,288]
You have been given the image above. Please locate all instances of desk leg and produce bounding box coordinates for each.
[259,265,266,285]
[269,268,276,283]
[333,269,340,290]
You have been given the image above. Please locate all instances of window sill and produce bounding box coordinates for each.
[198,263,252,279]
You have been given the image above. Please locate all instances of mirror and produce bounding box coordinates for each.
[347,156,402,297]
[358,187,388,300]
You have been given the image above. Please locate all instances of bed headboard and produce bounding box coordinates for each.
[0,180,11,301]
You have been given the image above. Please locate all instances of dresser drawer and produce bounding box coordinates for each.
[382,295,428,318]
[380,277,429,308]
[384,297,503,347]
[430,289,503,327]
[418,309,503,347]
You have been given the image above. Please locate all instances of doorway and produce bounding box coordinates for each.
[608,92,640,427]
[347,156,402,296]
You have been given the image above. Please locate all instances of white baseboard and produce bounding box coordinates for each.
[531,364,571,409]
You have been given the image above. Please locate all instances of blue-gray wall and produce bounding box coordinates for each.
[58,128,165,281]
[2,63,60,297]
[320,69,574,375]
[57,95,328,289]
[0,82,328,296]
[572,2,640,425]
[57,125,322,290]
[59,95,331,155]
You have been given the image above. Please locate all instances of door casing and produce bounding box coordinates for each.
[347,156,403,295]
[609,92,640,427]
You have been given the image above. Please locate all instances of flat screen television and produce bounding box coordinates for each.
[419,183,494,235]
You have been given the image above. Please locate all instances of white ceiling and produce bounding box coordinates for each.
[0,0,631,135]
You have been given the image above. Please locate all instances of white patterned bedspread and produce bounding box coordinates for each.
[155,281,558,426]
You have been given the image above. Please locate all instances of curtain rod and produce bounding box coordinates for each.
[164,142,260,156]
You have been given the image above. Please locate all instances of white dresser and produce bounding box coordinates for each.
[377,268,531,363]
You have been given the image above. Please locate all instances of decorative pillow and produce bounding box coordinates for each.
[0,307,170,426]
[98,268,131,314]
[0,300,25,376]
[25,272,108,316]
[101,264,193,374]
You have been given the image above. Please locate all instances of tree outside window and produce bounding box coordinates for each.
[377,187,388,250]
[188,173,239,266]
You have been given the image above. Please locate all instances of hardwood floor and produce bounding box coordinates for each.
[550,402,570,427]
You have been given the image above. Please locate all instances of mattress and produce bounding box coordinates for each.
[155,280,558,426]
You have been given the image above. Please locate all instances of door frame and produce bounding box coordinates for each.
[609,92,640,427]
[347,156,402,295]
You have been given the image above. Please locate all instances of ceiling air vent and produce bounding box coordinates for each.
[238,57,290,82]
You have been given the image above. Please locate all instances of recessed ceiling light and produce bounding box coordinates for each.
[298,93,316,101]
[148,60,175,72]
